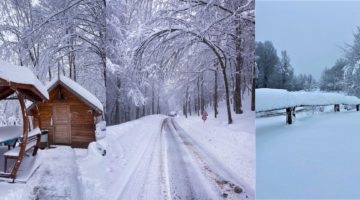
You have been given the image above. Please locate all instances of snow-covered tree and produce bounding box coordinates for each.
[106,0,255,125]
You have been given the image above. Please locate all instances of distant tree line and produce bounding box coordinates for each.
[320,27,360,97]
[255,41,317,91]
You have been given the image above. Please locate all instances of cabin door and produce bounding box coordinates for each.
[53,104,71,145]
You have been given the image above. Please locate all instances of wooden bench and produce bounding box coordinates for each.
[3,128,41,172]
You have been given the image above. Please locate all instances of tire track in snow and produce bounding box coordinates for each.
[163,118,218,199]
[160,121,172,200]
[163,119,196,199]
[115,119,165,200]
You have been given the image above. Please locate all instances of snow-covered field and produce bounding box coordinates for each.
[257,110,360,199]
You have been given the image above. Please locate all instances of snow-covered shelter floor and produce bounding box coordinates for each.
[257,111,360,199]
[0,147,81,199]
[0,146,39,182]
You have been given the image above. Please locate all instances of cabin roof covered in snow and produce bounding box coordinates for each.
[46,75,103,113]
[0,60,49,101]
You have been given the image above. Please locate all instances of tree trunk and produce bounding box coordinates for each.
[114,99,121,124]
[183,103,187,118]
[201,74,205,113]
[251,64,256,111]
[157,92,160,114]
[188,98,192,116]
[214,70,219,118]
[185,86,189,117]
[142,87,147,116]
[234,18,243,114]
[136,107,140,119]
[151,84,155,114]
[222,68,233,124]
[197,77,200,116]
[194,96,197,115]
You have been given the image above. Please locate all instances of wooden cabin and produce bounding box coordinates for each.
[27,76,103,148]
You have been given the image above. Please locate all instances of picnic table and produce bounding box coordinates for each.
[0,126,22,145]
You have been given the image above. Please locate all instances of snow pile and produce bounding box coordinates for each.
[0,60,49,99]
[256,88,360,111]
[46,75,103,112]
[95,121,106,140]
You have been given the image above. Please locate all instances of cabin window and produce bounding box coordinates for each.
[57,88,64,100]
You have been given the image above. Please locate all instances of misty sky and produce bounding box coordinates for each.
[256,1,360,80]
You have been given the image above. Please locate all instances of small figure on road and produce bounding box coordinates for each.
[201,110,208,122]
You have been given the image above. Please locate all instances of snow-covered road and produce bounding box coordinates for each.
[115,117,250,200]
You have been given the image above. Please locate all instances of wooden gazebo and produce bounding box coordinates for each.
[0,61,49,180]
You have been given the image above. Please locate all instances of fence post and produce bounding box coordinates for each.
[334,104,340,112]
[357,105,359,111]
[286,107,292,124]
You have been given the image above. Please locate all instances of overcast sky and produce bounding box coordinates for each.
[256,1,360,80]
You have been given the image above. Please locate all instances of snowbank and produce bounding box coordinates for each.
[256,88,360,112]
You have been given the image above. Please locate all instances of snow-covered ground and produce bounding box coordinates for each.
[257,110,360,199]
[0,99,254,200]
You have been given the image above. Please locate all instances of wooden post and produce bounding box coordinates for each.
[356,105,359,111]
[11,91,29,179]
[286,107,292,124]
[334,104,340,112]
[35,105,42,129]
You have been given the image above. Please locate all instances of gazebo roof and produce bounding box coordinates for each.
[0,60,49,102]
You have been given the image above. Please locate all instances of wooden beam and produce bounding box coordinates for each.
[10,91,30,178]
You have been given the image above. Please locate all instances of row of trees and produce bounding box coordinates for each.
[320,27,360,97]
[106,0,255,125]
[256,41,317,91]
